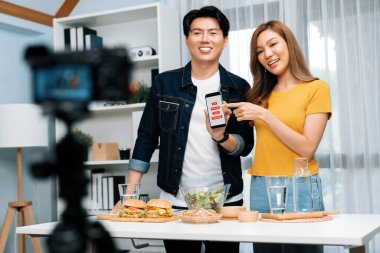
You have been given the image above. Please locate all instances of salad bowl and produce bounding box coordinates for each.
[179,183,231,213]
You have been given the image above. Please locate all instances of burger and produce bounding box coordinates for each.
[146,199,173,218]
[119,199,147,218]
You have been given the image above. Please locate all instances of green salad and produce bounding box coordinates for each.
[184,187,225,213]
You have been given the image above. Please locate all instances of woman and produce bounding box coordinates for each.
[226,20,331,253]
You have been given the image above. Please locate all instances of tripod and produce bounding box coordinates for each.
[23,45,132,253]
[0,148,42,253]
[32,117,117,253]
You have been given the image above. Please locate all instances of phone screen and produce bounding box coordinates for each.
[205,92,226,129]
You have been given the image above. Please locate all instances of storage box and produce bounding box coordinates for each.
[93,142,120,161]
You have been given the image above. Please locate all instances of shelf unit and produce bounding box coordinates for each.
[84,155,158,170]
[53,3,181,227]
[53,1,181,158]
[88,102,145,112]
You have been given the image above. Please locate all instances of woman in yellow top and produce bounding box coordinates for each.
[227,20,331,253]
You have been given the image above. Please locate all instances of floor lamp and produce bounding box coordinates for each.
[0,104,48,253]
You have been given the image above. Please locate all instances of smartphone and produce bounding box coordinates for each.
[205,92,226,129]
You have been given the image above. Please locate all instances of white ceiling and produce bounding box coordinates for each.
[5,0,65,15]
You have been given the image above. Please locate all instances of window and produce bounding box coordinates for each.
[228,28,255,85]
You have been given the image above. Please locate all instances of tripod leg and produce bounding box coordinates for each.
[89,221,117,253]
[23,206,43,253]
[19,208,26,253]
[0,207,16,253]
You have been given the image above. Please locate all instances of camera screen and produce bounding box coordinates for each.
[34,64,93,103]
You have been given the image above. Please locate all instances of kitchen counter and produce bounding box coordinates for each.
[16,214,380,253]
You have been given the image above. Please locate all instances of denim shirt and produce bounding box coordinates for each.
[129,62,254,198]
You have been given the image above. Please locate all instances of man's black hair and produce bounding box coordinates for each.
[183,6,230,37]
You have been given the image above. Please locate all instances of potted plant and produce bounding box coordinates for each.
[127,80,150,104]
[72,129,94,160]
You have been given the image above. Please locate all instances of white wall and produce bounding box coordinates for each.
[0,1,160,252]
[0,13,54,253]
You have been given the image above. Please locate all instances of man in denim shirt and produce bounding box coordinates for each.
[128,6,253,253]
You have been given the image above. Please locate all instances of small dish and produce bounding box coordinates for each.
[220,206,246,218]
[238,210,259,222]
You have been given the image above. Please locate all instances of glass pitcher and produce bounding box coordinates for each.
[292,158,312,212]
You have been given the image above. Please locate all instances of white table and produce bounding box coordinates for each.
[16,214,380,253]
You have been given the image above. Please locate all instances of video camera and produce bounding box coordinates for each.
[25,45,132,122]
[25,45,133,253]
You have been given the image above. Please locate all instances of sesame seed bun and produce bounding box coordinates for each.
[123,198,147,209]
[147,199,172,209]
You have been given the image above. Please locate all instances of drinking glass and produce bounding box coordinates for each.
[265,176,289,214]
[118,183,140,204]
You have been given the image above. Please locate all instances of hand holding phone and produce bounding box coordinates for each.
[205,92,226,129]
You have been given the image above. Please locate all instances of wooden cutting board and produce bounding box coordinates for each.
[260,210,339,223]
[260,216,333,223]
[96,214,119,220]
[109,215,180,223]
[261,212,324,220]
[261,210,339,221]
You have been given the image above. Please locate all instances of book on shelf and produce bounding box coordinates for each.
[70,27,77,51]
[77,26,97,51]
[102,177,109,210]
[90,168,105,210]
[107,175,125,209]
[63,28,71,51]
[85,34,103,51]
[63,26,100,52]
[89,169,125,210]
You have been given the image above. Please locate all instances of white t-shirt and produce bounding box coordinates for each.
[160,71,223,207]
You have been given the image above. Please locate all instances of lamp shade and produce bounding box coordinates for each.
[0,104,48,148]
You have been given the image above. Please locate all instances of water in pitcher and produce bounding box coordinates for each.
[293,158,312,212]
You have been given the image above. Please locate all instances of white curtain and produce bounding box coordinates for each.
[164,0,380,252]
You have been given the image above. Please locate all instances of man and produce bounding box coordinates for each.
[128,6,253,253]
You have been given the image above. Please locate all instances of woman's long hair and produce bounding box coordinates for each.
[247,20,318,107]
